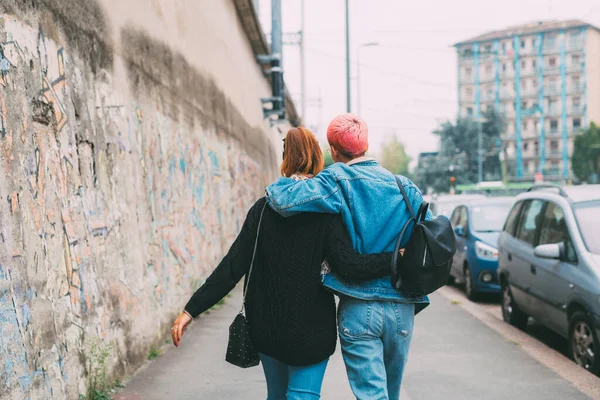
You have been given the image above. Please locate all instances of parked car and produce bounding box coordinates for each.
[430,194,487,218]
[498,185,600,375]
[449,197,515,300]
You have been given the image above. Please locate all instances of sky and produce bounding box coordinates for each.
[257,0,600,167]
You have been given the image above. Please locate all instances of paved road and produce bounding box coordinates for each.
[115,286,597,400]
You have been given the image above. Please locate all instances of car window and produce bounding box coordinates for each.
[503,201,523,236]
[516,200,545,246]
[539,202,577,263]
[574,200,600,255]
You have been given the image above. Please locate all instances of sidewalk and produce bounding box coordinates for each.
[115,287,593,400]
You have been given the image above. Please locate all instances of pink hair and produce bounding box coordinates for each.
[326,113,369,157]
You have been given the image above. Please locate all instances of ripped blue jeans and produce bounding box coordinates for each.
[338,297,415,400]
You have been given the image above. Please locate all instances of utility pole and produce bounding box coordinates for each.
[258,0,285,122]
[300,0,306,122]
[345,0,351,113]
[477,117,484,183]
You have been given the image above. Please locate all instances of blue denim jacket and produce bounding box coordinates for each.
[266,158,431,313]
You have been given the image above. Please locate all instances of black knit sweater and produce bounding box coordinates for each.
[184,197,393,366]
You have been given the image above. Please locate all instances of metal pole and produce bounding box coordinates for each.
[478,119,483,183]
[300,0,306,121]
[271,0,284,117]
[345,0,351,113]
[357,46,361,117]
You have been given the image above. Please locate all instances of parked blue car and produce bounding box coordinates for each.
[449,198,514,300]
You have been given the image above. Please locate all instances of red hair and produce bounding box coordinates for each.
[280,127,324,177]
[326,113,369,157]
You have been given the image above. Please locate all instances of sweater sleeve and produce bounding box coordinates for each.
[323,216,394,282]
[184,199,264,318]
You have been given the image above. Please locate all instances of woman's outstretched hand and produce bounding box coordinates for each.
[171,312,192,347]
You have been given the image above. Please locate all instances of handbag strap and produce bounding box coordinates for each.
[395,176,416,220]
[241,202,268,315]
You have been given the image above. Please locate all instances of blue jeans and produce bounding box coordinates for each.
[259,353,329,400]
[338,297,414,400]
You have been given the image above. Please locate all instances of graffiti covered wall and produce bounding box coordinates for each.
[0,0,284,398]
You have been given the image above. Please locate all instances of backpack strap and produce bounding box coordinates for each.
[416,201,429,222]
[395,176,416,220]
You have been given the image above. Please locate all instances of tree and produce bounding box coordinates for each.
[572,123,600,183]
[428,108,505,192]
[380,136,411,176]
[323,148,334,167]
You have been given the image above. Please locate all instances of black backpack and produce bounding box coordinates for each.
[391,177,456,296]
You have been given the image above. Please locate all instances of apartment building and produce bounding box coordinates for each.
[455,20,600,181]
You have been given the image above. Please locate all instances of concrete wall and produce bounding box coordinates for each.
[0,1,288,398]
[585,28,600,126]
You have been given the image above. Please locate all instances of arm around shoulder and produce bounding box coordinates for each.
[265,168,343,216]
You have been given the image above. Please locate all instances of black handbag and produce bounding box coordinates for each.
[391,177,456,296]
[225,202,267,368]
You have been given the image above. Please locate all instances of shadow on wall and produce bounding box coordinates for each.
[0,0,113,74]
[120,25,274,165]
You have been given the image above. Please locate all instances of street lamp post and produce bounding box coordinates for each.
[475,116,487,183]
[357,42,378,117]
[345,0,351,113]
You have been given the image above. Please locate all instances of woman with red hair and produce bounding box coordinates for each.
[171,126,394,399]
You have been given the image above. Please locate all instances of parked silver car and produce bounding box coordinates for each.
[497,185,600,375]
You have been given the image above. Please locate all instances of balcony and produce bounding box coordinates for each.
[547,150,562,158]
[521,89,539,98]
[546,107,561,117]
[500,91,513,100]
[544,87,560,96]
[567,64,584,73]
[567,84,584,94]
[543,44,560,54]
[459,56,475,65]
[481,93,495,103]
[570,128,585,137]
[567,40,585,51]
[570,105,584,114]
[547,128,561,136]
[461,75,475,84]
[544,66,561,75]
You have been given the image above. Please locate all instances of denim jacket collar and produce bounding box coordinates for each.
[347,156,377,166]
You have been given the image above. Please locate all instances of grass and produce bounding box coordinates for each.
[148,346,162,360]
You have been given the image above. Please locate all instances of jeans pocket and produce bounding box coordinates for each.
[392,302,415,336]
[338,298,374,337]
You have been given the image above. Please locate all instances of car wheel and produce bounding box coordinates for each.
[448,274,456,286]
[464,265,478,301]
[568,311,600,375]
[501,282,528,330]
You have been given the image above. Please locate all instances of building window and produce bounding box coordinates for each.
[550,120,558,131]
[502,63,507,72]
[485,44,492,53]
[522,121,528,131]
[486,65,492,75]
[572,55,581,65]
[466,87,473,96]
[551,140,559,150]
[521,101,528,109]
[466,67,472,76]
[549,57,557,66]
[502,43,506,53]
[523,142,529,151]
[532,38,537,48]
[521,60,526,69]
[521,80,527,90]
[573,75,581,86]
[534,141,539,154]
[467,107,473,116]
[521,40,526,49]
[573,97,581,107]
[532,60,537,69]
[573,118,581,129]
